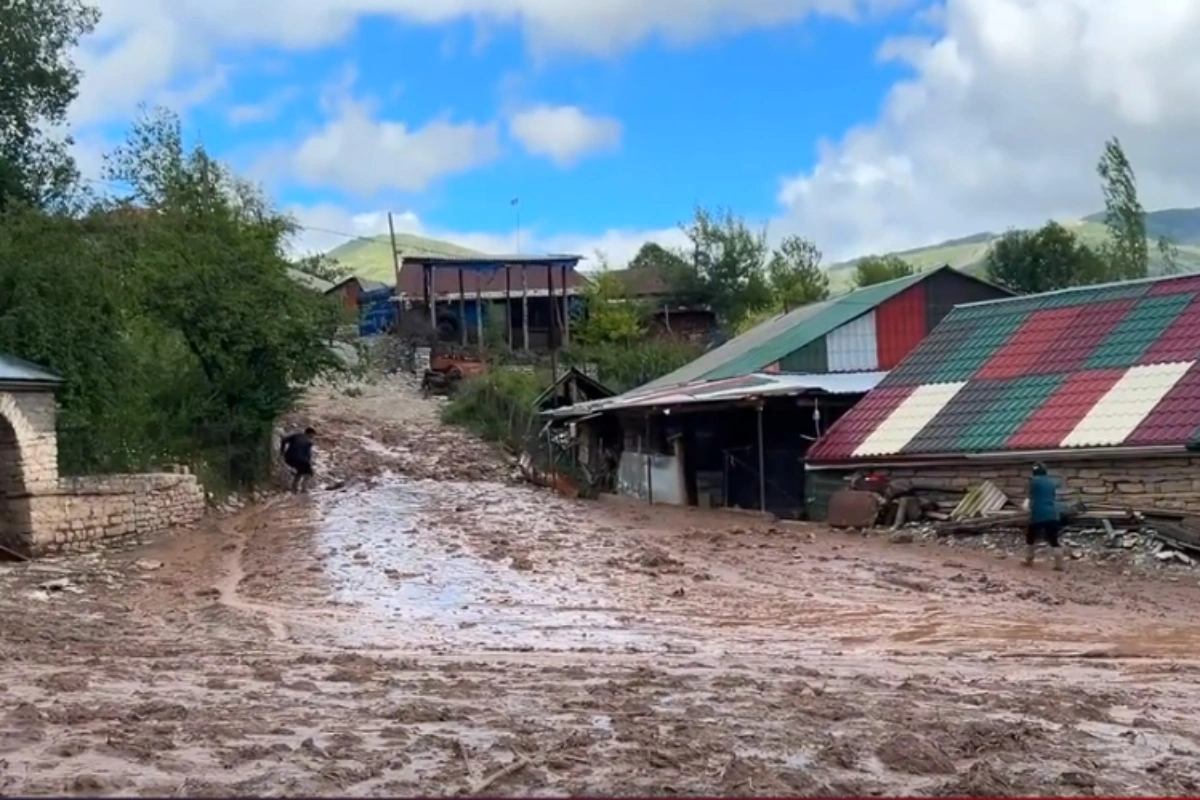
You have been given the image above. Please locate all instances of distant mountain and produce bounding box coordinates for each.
[826,207,1200,290]
[326,233,484,284]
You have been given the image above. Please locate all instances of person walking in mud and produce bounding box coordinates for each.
[280,427,316,493]
[1023,462,1063,571]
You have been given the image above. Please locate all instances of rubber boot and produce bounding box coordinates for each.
[1022,545,1035,567]
[1052,549,1065,572]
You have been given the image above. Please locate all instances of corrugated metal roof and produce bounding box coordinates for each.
[544,371,886,419]
[0,353,61,386]
[400,254,582,268]
[637,269,938,391]
[288,268,334,292]
[807,272,1200,464]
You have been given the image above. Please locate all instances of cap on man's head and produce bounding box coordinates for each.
[304,427,316,436]
[1032,462,1047,475]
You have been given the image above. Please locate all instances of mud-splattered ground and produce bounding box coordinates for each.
[4,377,1200,796]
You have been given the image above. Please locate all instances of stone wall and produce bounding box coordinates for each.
[879,455,1200,514]
[6,472,206,557]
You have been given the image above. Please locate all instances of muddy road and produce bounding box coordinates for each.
[3,377,1200,796]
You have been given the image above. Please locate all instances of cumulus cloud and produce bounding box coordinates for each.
[287,203,687,269]
[508,105,622,166]
[772,0,1200,260]
[75,0,883,126]
[259,90,500,196]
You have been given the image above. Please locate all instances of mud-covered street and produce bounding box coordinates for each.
[4,378,1200,797]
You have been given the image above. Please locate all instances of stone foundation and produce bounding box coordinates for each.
[878,455,1200,514]
[3,472,206,557]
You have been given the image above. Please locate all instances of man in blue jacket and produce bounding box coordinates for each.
[1024,462,1063,571]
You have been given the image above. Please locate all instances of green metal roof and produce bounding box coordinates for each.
[638,269,933,391]
[0,353,61,387]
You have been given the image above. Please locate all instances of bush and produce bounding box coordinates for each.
[562,340,701,393]
[441,367,546,446]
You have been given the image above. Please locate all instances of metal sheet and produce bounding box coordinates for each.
[825,310,879,372]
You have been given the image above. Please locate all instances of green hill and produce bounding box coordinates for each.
[825,207,1200,291]
[326,233,485,284]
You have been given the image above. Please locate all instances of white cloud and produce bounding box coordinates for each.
[262,92,500,196]
[75,0,886,125]
[287,203,687,270]
[228,87,300,126]
[772,0,1200,260]
[508,105,622,166]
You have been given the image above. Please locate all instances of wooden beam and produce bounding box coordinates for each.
[458,268,467,346]
[505,266,513,349]
[561,263,570,345]
[521,266,529,351]
[475,279,483,347]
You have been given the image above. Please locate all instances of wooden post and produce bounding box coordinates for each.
[475,279,483,348]
[505,266,513,349]
[458,268,467,346]
[547,264,557,382]
[521,265,529,351]
[645,415,654,505]
[547,264,555,352]
[757,403,766,513]
[561,263,570,345]
[428,265,436,331]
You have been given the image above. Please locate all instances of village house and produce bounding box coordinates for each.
[607,265,719,344]
[804,273,1200,518]
[545,266,1012,518]
[325,275,389,315]
[395,254,585,351]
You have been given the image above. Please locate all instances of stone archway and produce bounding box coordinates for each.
[0,390,59,556]
[0,411,30,555]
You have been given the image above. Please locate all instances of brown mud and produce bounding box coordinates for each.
[2,376,1200,796]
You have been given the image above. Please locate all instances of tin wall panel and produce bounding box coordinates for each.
[825,311,879,372]
[874,284,927,369]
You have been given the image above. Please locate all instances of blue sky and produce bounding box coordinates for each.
[71,0,1200,266]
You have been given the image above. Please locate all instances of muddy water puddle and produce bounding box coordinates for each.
[310,478,682,653]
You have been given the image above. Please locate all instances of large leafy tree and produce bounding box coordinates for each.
[102,108,345,483]
[767,235,828,311]
[852,253,914,287]
[985,221,1107,294]
[662,206,772,328]
[0,0,98,210]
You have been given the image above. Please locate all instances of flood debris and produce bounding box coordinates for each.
[828,475,1200,572]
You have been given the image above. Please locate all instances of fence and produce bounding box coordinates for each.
[55,417,279,492]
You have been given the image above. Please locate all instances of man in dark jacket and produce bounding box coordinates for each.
[280,427,316,493]
[1024,462,1063,571]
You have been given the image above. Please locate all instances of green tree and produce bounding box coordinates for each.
[985,221,1107,294]
[0,0,99,209]
[574,264,645,347]
[103,107,346,484]
[853,254,914,287]
[294,253,350,283]
[1096,137,1150,280]
[664,206,771,328]
[767,235,828,311]
[628,242,687,273]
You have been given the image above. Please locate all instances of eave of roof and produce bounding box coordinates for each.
[544,371,886,419]
[0,353,62,387]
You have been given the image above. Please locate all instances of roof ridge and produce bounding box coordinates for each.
[957,272,1197,309]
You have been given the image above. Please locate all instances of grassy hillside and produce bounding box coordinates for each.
[825,207,1200,291]
[326,233,484,284]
